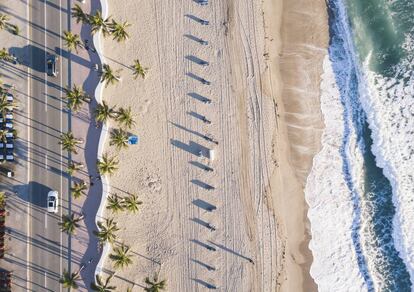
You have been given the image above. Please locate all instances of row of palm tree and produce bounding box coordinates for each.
[95,101,135,129]
[62,34,148,83]
[65,6,163,292]
[60,269,166,292]
[71,5,130,42]
[106,193,142,214]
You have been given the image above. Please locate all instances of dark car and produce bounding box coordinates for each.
[47,55,58,77]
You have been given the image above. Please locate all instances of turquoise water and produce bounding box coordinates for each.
[326,0,414,290]
[345,0,413,75]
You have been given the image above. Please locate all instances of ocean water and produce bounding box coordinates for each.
[305,0,414,291]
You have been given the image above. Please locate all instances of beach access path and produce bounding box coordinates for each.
[0,0,31,290]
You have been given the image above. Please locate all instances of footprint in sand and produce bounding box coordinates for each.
[138,99,151,115]
[146,173,162,193]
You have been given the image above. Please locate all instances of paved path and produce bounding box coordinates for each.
[66,0,102,290]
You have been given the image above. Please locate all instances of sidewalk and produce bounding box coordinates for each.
[0,0,31,290]
[67,0,103,290]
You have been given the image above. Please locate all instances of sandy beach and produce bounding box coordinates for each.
[96,0,328,290]
[272,0,329,291]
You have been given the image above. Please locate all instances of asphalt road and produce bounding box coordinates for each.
[28,0,70,291]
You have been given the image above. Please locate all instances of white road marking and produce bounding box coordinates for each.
[44,271,47,287]
[44,213,48,229]
[59,1,64,290]
[26,0,32,290]
[44,0,48,112]
[45,153,48,167]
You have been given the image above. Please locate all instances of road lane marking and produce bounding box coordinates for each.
[44,0,48,112]
[44,271,47,288]
[59,0,64,287]
[44,213,48,229]
[26,0,32,290]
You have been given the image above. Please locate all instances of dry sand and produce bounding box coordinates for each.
[97,0,328,291]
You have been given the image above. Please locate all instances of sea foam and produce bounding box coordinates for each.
[305,56,367,292]
[359,54,414,285]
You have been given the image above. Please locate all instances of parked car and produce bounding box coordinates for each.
[5,93,13,102]
[0,143,13,149]
[47,191,59,213]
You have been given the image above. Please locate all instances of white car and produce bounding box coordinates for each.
[47,191,59,213]
[6,93,13,102]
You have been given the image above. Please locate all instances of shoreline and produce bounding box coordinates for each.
[262,0,329,290]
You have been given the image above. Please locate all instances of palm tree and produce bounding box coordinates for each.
[94,100,116,124]
[64,85,90,112]
[0,192,6,209]
[89,11,111,36]
[106,194,124,213]
[71,4,88,24]
[0,14,10,31]
[116,106,135,129]
[91,274,116,292]
[109,244,133,269]
[94,218,120,245]
[0,129,8,143]
[144,275,166,292]
[71,181,88,199]
[59,131,83,154]
[109,19,130,42]
[99,64,121,87]
[123,194,142,214]
[97,153,119,176]
[110,129,129,150]
[60,270,80,290]
[66,162,84,176]
[131,59,148,79]
[63,31,83,53]
[0,48,13,62]
[59,213,84,235]
[11,24,20,35]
